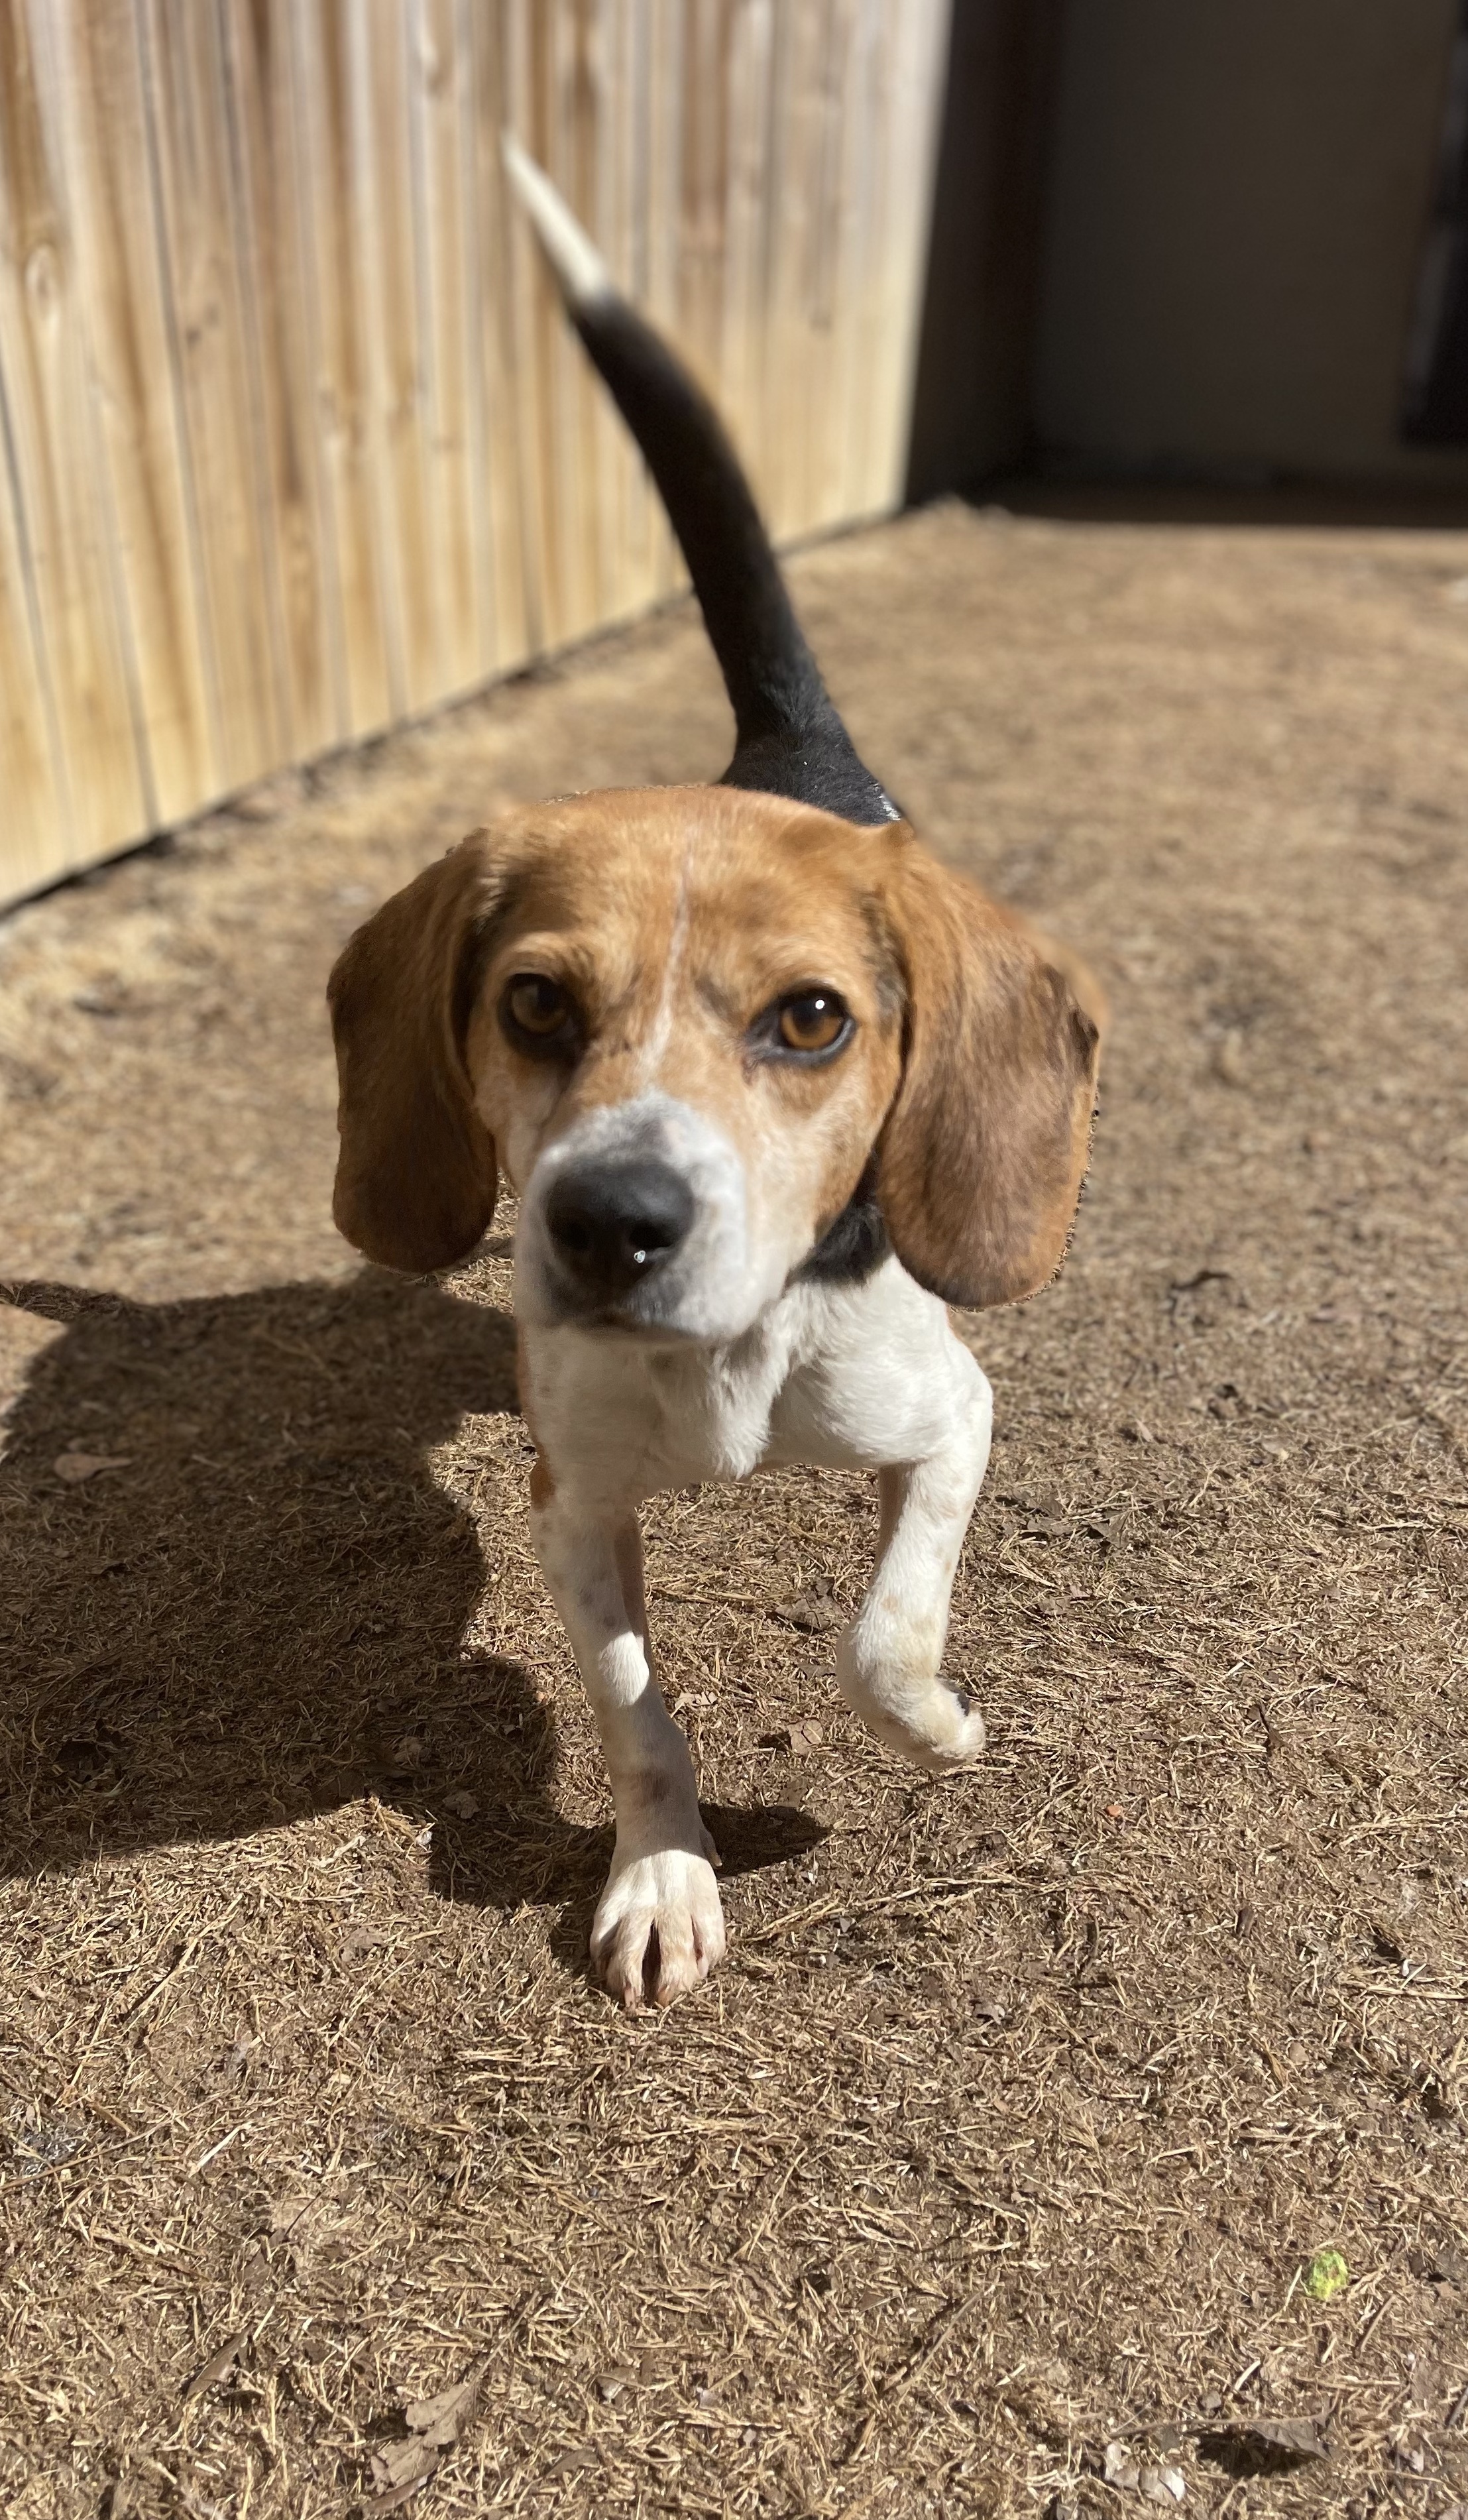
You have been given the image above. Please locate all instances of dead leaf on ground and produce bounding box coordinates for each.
[402,2360,487,2448]
[1222,2415,1327,2461]
[182,2329,246,2400]
[1103,2440,1141,2488]
[369,2438,439,2494]
[773,1584,840,1634]
[52,1450,131,1483]
[266,2191,354,2269]
[365,2362,488,2511]
[200,2034,256,2094]
[760,1721,825,1754]
[340,1923,388,1965]
[544,2447,598,2478]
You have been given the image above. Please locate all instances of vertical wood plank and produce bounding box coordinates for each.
[852,0,909,516]
[412,0,479,699]
[520,0,579,652]
[465,0,535,673]
[542,0,606,647]
[825,0,878,526]
[0,0,142,880]
[720,0,775,498]
[0,373,66,891]
[44,0,216,825]
[843,0,948,520]
[137,0,284,790]
[286,0,387,740]
[679,0,729,385]
[762,0,830,544]
[218,0,338,762]
[644,0,684,601]
[588,0,632,622]
[587,0,640,628]
[608,0,674,614]
[507,0,557,654]
[353,0,438,718]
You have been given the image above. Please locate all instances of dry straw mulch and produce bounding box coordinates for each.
[1,498,1465,2517]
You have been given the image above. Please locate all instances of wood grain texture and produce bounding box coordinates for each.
[0,0,950,905]
[0,0,148,866]
[222,0,337,763]
[48,0,214,823]
[0,391,64,893]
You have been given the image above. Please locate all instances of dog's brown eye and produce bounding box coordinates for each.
[506,974,573,1039]
[777,992,848,1054]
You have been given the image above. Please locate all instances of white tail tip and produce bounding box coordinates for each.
[501,133,611,308]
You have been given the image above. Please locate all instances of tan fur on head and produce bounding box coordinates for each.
[327,786,1099,1310]
[327,836,500,1274]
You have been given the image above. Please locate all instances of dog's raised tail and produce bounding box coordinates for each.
[502,135,897,828]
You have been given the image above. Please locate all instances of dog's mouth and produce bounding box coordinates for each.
[543,1283,704,1338]
[522,1226,778,1349]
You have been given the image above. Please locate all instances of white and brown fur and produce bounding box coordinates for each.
[327,143,1103,2010]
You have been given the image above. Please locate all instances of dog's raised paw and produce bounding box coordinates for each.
[897,1690,988,1773]
[590,1847,726,2010]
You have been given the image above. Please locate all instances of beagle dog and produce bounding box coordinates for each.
[327,143,1101,2011]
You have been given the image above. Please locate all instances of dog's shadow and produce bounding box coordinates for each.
[0,1275,821,1940]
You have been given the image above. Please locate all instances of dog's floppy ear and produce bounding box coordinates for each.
[327,832,500,1274]
[875,844,1100,1310]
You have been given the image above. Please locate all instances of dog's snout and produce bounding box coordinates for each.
[544,1159,695,1296]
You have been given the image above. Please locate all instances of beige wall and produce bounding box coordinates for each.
[1036,0,1468,482]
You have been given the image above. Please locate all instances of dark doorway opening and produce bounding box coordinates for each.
[1402,0,1468,440]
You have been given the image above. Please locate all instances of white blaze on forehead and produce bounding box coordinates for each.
[638,842,693,1088]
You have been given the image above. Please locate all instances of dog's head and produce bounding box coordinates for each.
[327,786,1100,1338]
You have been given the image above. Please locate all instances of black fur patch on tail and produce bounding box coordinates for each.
[569,295,900,830]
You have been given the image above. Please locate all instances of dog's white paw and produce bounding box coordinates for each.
[862,1687,986,1773]
[907,1688,987,1772]
[838,1630,987,1772]
[591,1838,726,2011]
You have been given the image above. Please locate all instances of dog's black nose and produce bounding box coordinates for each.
[543,1160,695,1296]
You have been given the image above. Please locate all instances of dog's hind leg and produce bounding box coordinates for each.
[531,1490,725,2008]
[835,1344,993,1773]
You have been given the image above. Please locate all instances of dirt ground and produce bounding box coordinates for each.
[1,496,1466,2520]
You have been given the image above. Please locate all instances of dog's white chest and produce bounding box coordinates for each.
[518,1260,984,1512]
[520,1299,803,1504]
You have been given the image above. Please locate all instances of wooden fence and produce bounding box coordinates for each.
[0,0,950,905]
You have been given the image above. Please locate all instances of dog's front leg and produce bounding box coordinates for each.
[836,1351,993,1774]
[531,1489,724,2008]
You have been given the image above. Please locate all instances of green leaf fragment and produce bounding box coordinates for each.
[1304,2248,1349,2302]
